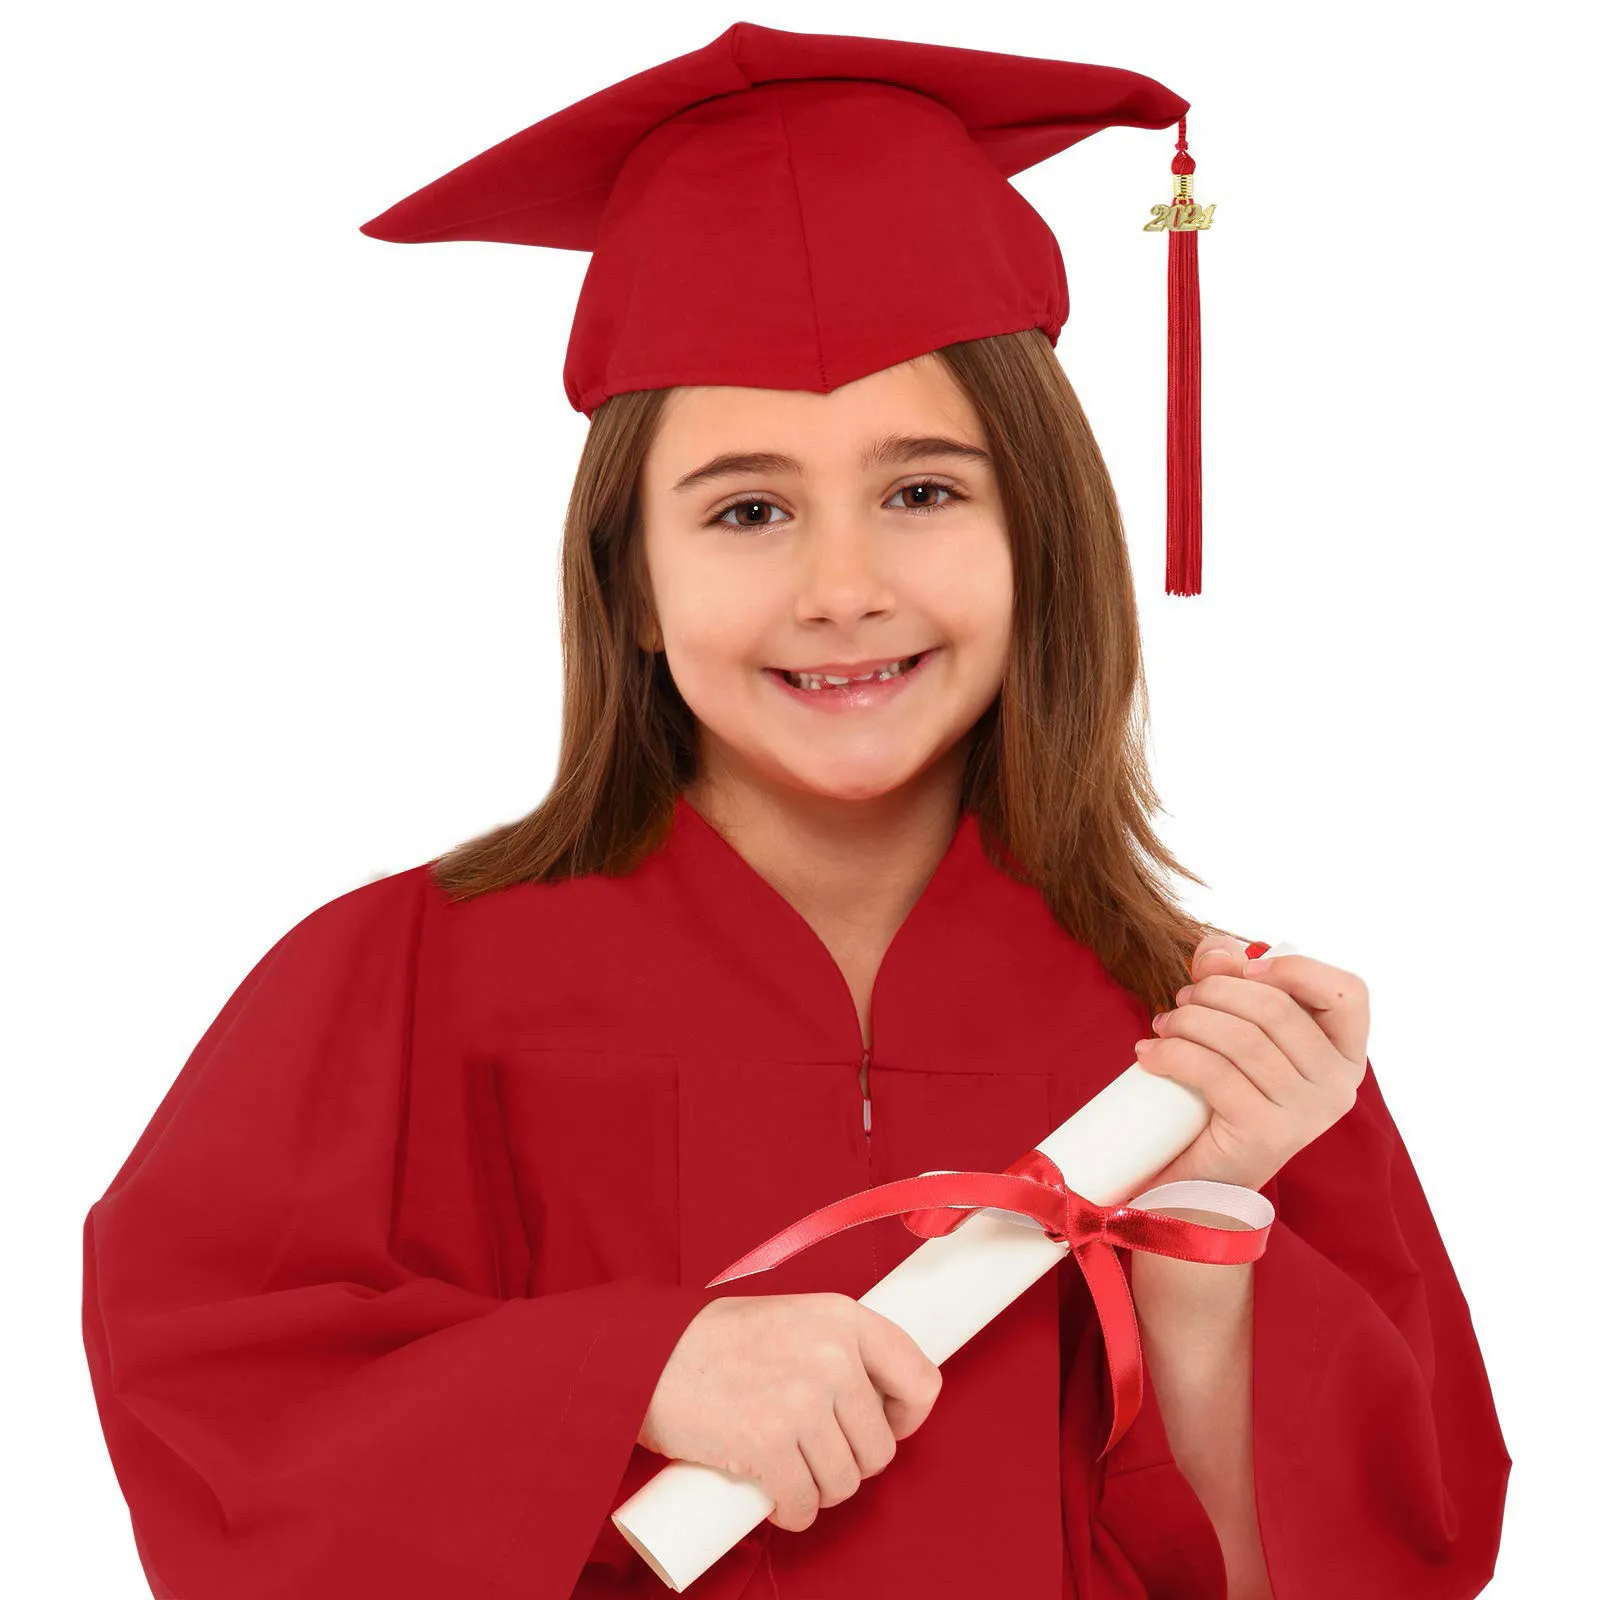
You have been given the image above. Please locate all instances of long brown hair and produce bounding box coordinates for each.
[429,328,1240,1013]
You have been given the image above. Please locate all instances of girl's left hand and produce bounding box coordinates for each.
[1132,934,1371,1194]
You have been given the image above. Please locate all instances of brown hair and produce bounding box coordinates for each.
[429,328,1241,1014]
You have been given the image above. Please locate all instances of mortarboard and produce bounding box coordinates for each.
[360,21,1213,595]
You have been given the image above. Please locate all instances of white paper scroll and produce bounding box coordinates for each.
[611,941,1298,1590]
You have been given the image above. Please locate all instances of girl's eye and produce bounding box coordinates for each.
[889,481,964,516]
[709,479,967,532]
[712,498,793,531]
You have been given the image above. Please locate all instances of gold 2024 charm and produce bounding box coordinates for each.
[1143,201,1215,232]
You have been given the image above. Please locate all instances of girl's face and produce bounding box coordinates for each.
[637,354,1013,805]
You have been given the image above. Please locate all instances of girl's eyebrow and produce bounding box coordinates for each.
[670,433,992,494]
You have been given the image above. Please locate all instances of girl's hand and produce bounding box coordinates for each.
[639,1292,943,1533]
[1131,935,1371,1194]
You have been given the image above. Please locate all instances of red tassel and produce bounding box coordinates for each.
[1161,118,1209,596]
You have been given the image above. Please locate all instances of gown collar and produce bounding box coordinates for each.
[653,791,1126,1070]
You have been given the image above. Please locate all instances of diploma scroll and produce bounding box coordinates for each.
[612,941,1297,1590]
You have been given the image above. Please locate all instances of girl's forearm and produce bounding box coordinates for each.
[1128,1220,1273,1600]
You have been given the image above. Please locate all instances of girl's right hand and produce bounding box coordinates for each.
[637,1291,944,1532]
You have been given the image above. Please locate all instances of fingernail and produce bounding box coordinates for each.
[1175,985,1194,1004]
[1133,1038,1154,1055]
[1150,1011,1170,1030]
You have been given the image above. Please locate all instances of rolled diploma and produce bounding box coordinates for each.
[612,940,1297,1590]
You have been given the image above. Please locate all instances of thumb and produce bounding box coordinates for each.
[853,1306,942,1440]
[1189,932,1249,984]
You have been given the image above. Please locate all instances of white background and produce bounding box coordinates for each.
[7,2,1593,1594]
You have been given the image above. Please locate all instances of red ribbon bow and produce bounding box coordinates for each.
[706,1146,1272,1458]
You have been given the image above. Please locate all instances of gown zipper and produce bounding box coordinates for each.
[859,1043,873,1138]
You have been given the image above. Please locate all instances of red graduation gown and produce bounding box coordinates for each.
[83,795,1511,1598]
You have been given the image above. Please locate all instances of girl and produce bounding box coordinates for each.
[81,22,1511,1600]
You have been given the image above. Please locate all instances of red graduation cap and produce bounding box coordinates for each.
[360,21,1212,595]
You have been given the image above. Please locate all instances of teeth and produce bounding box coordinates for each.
[782,654,920,692]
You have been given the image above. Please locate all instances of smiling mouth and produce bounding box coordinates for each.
[775,652,927,692]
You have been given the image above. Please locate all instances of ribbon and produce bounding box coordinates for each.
[705,1146,1274,1459]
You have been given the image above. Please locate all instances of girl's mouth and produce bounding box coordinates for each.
[762,649,938,711]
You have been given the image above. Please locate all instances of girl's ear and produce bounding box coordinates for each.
[620,573,662,653]
[625,550,663,654]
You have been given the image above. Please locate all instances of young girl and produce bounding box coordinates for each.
[81,22,1511,1600]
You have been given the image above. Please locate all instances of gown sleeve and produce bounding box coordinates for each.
[1084,1055,1512,1599]
[80,867,722,1600]
[1240,1054,1512,1596]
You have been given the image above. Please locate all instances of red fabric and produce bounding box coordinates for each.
[357,20,1187,419]
[83,794,1511,1597]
